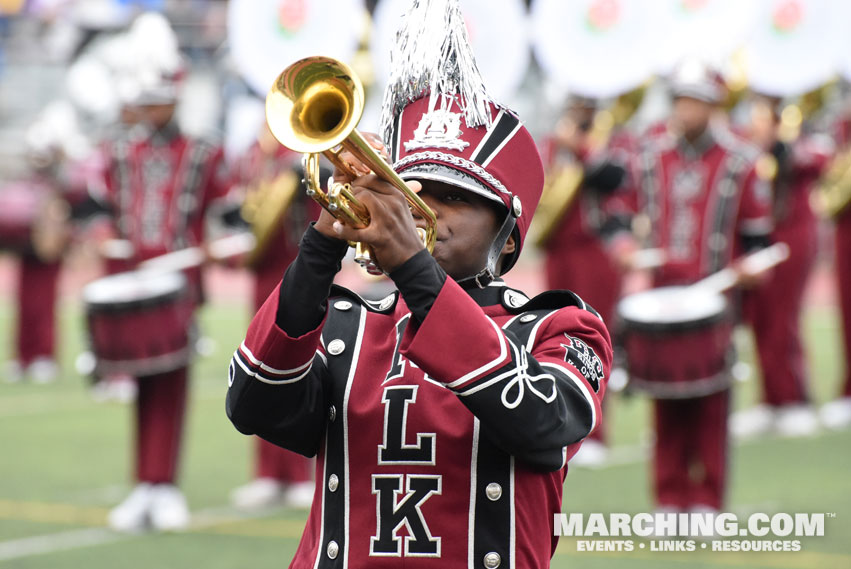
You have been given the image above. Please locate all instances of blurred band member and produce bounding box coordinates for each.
[821,96,851,429]
[627,60,772,513]
[226,125,318,509]
[91,50,232,532]
[538,94,632,465]
[733,93,832,438]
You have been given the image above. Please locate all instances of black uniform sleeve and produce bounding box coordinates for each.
[388,249,447,325]
[275,223,349,336]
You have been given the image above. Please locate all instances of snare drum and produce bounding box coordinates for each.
[617,286,733,399]
[82,271,194,378]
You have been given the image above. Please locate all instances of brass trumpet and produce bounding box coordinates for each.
[815,148,851,219]
[265,56,437,271]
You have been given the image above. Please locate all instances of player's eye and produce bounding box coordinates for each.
[443,191,467,203]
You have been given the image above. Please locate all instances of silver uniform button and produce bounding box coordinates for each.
[519,314,537,323]
[327,540,339,559]
[328,474,339,492]
[329,405,337,422]
[485,482,502,501]
[333,300,352,311]
[327,339,346,355]
[504,289,528,309]
[483,552,501,568]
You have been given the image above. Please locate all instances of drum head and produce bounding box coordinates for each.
[83,271,187,310]
[617,286,728,331]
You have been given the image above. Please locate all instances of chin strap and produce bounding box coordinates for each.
[457,208,517,289]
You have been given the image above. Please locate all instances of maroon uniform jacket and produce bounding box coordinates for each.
[226,245,611,568]
[635,126,773,286]
[230,142,319,305]
[100,121,230,294]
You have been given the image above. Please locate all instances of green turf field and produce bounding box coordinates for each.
[1,297,849,568]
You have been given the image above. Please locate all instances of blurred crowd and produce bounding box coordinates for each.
[1,0,850,533]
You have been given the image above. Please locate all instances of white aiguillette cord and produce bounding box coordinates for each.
[135,232,257,274]
[688,242,790,295]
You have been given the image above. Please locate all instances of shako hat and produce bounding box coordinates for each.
[380,0,544,282]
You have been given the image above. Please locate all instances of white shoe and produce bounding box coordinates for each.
[148,484,190,532]
[283,481,315,509]
[91,374,138,404]
[571,439,609,468]
[730,405,774,439]
[820,398,851,430]
[108,483,153,533]
[27,357,59,384]
[774,404,820,438]
[230,478,284,510]
[4,360,23,383]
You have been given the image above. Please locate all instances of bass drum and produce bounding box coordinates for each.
[617,286,734,399]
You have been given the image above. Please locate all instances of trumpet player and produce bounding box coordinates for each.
[536,94,633,465]
[226,1,612,566]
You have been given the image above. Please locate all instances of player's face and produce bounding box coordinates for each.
[672,96,714,139]
[412,179,509,280]
[140,103,177,130]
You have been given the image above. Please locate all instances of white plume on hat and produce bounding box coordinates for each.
[126,12,185,105]
[25,100,90,160]
[379,0,497,147]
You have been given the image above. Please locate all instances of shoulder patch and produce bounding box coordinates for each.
[329,285,399,314]
[560,334,604,392]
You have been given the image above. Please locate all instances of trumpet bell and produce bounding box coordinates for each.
[266,56,365,154]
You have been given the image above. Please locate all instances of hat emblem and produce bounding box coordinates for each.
[405,108,470,152]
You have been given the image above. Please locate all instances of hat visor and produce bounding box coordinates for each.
[397,162,505,206]
[670,85,721,104]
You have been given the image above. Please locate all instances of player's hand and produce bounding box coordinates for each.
[329,174,424,273]
[734,259,771,289]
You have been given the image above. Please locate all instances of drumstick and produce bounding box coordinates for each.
[137,233,257,273]
[630,248,666,270]
[688,242,790,295]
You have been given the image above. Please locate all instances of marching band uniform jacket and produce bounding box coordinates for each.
[227,226,612,569]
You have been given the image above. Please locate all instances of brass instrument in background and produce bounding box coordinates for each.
[530,87,644,249]
[815,149,851,219]
[530,162,584,249]
[240,169,301,267]
[265,56,437,272]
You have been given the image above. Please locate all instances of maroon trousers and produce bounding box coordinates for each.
[545,238,621,444]
[837,210,851,398]
[745,214,817,406]
[653,390,729,510]
[251,265,311,483]
[135,367,188,483]
[16,255,61,365]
